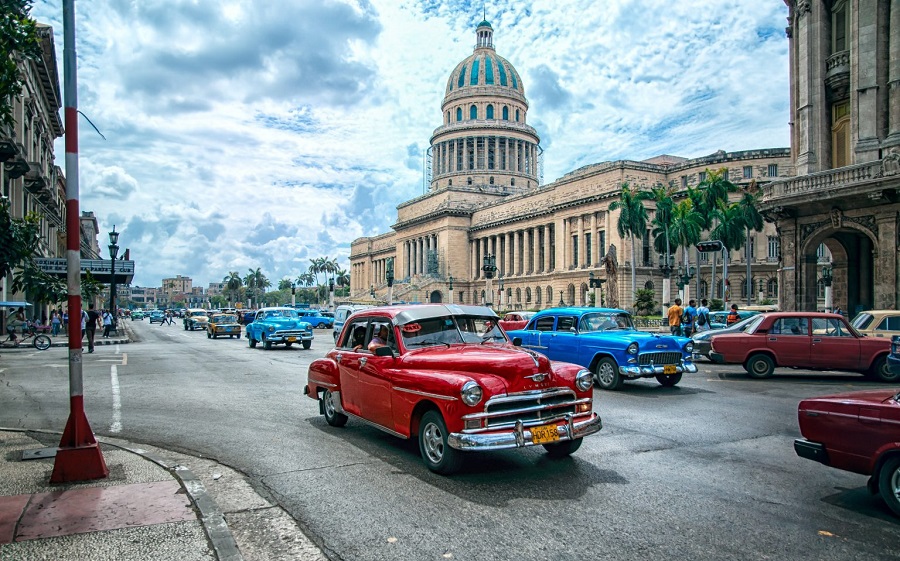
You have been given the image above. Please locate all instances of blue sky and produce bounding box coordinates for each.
[30,0,790,289]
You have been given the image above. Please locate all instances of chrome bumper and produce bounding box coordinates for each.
[618,362,698,376]
[447,413,602,451]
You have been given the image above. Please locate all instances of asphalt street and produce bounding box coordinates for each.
[0,319,898,561]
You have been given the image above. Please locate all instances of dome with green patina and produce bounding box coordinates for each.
[444,21,524,96]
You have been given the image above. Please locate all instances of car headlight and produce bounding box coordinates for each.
[268,326,274,332]
[576,369,593,391]
[460,381,483,406]
[684,342,694,353]
[626,342,639,355]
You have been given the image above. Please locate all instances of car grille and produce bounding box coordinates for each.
[462,388,586,432]
[638,352,681,366]
[275,329,309,337]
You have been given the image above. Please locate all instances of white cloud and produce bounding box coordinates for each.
[30,0,790,289]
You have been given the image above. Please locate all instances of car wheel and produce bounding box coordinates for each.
[746,354,775,379]
[183,324,188,331]
[263,335,273,350]
[878,456,900,516]
[419,410,463,475]
[594,357,623,390]
[869,356,899,383]
[207,332,211,339]
[213,333,218,339]
[543,437,583,458]
[303,340,312,350]
[248,336,257,348]
[656,373,682,387]
[322,389,348,427]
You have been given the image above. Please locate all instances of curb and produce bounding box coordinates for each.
[1,427,244,561]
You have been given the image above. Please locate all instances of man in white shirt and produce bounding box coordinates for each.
[695,299,711,333]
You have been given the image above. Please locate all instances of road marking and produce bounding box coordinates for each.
[121,353,127,365]
[110,364,122,433]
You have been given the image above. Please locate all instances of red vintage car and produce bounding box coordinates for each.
[498,311,536,331]
[794,389,900,516]
[304,304,601,474]
[708,312,895,382]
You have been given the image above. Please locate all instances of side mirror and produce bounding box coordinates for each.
[374,346,395,357]
[512,337,522,346]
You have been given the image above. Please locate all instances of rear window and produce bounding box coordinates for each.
[851,313,874,330]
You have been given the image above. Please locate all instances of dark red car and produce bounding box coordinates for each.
[498,311,535,332]
[709,312,895,382]
[304,304,601,474]
[794,389,900,516]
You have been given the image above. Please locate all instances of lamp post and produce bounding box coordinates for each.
[822,265,833,311]
[448,275,454,304]
[291,282,296,307]
[386,257,394,306]
[589,272,606,307]
[328,278,335,311]
[658,252,675,307]
[370,284,375,301]
[677,264,696,302]
[482,254,496,307]
[497,274,504,309]
[108,226,120,324]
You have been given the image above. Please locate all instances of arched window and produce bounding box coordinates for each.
[817,278,826,300]
[502,106,509,120]
[470,105,478,120]
[536,286,543,305]
[467,177,473,185]
[480,289,486,304]
[456,107,462,122]
[525,287,532,303]
[510,178,515,186]
[515,288,522,303]
[489,176,494,184]
[699,279,708,298]
[515,109,520,122]
[445,111,450,124]
[644,281,654,290]
[767,278,778,298]
[546,287,553,307]
[486,105,494,119]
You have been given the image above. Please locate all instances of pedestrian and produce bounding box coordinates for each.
[102,309,113,337]
[682,299,697,337]
[726,303,740,326]
[62,310,68,334]
[85,303,100,352]
[667,298,683,336]
[51,310,61,336]
[834,306,842,317]
[695,299,711,332]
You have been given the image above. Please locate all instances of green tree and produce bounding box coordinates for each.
[737,182,765,303]
[0,197,40,280]
[0,1,40,128]
[698,168,737,298]
[609,182,651,304]
[243,268,269,307]
[223,271,242,304]
[711,200,748,303]
[278,278,292,291]
[634,288,658,316]
[649,182,676,257]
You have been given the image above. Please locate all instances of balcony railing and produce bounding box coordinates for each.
[762,160,883,201]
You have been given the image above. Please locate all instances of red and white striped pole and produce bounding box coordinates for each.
[51,0,108,483]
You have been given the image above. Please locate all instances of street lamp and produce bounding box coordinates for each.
[108,226,120,326]
[482,254,497,307]
[822,265,833,311]
[291,282,296,307]
[658,252,675,306]
[497,274,504,309]
[448,275,454,304]
[589,271,606,307]
[385,257,394,305]
[370,284,375,300]
[328,278,335,310]
[677,264,696,302]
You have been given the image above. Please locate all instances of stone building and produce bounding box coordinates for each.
[350,20,793,311]
[760,0,900,314]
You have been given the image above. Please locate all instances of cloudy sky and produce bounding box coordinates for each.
[31,0,790,290]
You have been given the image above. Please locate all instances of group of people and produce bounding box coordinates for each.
[5,304,117,352]
[667,298,718,337]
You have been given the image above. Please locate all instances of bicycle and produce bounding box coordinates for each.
[1,325,52,350]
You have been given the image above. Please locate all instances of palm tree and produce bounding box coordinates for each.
[649,182,676,305]
[309,258,327,304]
[223,272,242,305]
[335,268,350,288]
[698,168,737,299]
[278,278,293,291]
[609,182,651,306]
[737,182,765,304]
[711,201,748,305]
[243,268,268,307]
[670,199,704,276]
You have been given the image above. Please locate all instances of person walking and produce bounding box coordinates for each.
[50,310,61,336]
[667,298,683,336]
[62,310,68,335]
[682,299,697,338]
[102,309,113,337]
[85,303,100,352]
[695,299,711,333]
[726,303,741,326]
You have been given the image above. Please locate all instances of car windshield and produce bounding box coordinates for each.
[578,312,634,332]
[190,311,206,317]
[400,314,506,347]
[217,315,237,323]
[263,310,298,319]
[851,313,874,330]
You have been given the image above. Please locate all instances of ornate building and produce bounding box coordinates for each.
[350,20,793,311]
[760,0,900,314]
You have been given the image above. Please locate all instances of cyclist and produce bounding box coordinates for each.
[5,307,26,346]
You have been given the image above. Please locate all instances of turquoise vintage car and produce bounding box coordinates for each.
[245,307,314,350]
[506,307,696,390]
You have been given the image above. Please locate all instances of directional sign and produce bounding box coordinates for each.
[34,258,135,282]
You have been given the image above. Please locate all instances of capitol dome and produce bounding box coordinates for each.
[444,21,525,97]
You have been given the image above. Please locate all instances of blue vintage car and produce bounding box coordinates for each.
[295,309,334,329]
[245,307,314,350]
[506,307,697,390]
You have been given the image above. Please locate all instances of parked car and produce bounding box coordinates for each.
[498,311,536,331]
[246,307,314,350]
[505,307,696,390]
[296,309,334,329]
[333,304,372,342]
[850,310,900,339]
[131,310,145,321]
[709,312,896,382]
[707,310,760,329]
[148,311,166,324]
[183,308,210,331]
[891,336,900,376]
[691,315,765,359]
[207,313,242,339]
[794,388,900,516]
[241,310,256,325]
[304,304,602,474]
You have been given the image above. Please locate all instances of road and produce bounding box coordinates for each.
[1,319,898,560]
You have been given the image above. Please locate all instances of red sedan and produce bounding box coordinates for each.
[795,389,900,516]
[709,312,895,382]
[498,311,535,331]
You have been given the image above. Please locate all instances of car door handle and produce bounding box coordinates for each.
[769,338,777,341]
[812,338,821,343]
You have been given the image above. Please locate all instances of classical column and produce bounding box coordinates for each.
[590,213,598,266]
[512,230,520,275]
[543,225,551,272]
[555,218,566,274]
[505,232,513,276]
[887,0,900,147]
[472,240,479,280]
[577,215,585,268]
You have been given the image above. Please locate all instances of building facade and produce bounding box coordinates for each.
[760,0,900,314]
[349,20,793,312]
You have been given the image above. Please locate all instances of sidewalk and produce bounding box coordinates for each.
[0,429,328,561]
[2,321,132,352]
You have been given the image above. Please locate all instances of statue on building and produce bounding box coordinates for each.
[601,244,619,309]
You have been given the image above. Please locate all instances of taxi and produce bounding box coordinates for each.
[207,313,242,339]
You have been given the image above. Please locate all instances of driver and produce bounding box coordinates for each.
[368,325,390,352]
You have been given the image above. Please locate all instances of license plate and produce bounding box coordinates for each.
[287,337,297,342]
[663,364,677,375]
[531,424,559,445]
